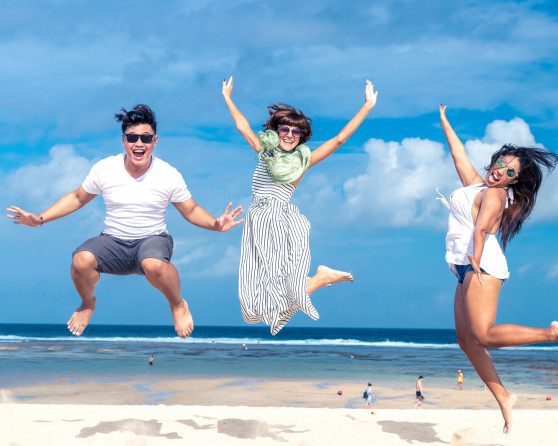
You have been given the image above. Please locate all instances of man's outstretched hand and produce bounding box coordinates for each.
[214,203,244,232]
[6,206,41,227]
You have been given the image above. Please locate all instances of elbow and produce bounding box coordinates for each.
[334,136,345,147]
[473,227,489,239]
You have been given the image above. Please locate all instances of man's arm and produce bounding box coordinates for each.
[173,199,244,232]
[7,186,97,227]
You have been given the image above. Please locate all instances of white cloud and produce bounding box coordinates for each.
[342,117,551,227]
[4,145,94,209]
[173,239,240,278]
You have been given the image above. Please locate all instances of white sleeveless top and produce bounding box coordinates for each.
[444,183,512,280]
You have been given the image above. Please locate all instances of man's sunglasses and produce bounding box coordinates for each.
[277,125,303,138]
[125,133,155,144]
[496,156,518,178]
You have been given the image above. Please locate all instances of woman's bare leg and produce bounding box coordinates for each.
[464,273,558,347]
[306,265,353,295]
[454,278,516,434]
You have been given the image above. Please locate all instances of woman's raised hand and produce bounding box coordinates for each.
[439,103,448,127]
[222,76,234,100]
[364,80,378,109]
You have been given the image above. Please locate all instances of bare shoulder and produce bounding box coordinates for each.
[477,187,507,214]
[481,187,507,201]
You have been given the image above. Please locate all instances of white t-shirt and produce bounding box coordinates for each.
[82,154,192,240]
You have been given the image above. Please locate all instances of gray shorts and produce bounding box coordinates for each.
[72,232,174,276]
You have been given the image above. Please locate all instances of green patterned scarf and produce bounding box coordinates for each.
[257,130,311,185]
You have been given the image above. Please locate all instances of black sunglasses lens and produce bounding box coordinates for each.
[126,134,153,143]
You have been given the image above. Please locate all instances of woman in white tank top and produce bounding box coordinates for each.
[440,104,558,434]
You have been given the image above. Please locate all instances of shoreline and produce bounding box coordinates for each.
[2,377,556,410]
[2,378,556,445]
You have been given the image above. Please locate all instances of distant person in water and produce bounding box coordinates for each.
[7,105,243,339]
[439,104,558,434]
[149,355,154,366]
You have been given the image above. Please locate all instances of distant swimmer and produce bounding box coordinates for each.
[149,355,154,366]
[7,105,243,339]
[438,104,558,434]
[457,370,463,390]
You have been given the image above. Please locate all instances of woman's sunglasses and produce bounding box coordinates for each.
[277,125,303,138]
[496,156,518,178]
[125,133,155,144]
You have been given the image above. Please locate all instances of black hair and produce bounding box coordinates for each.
[263,103,312,144]
[114,104,157,134]
[487,145,558,250]
[419,376,423,379]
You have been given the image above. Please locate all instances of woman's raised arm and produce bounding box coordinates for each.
[440,104,483,187]
[222,76,260,153]
[307,80,377,169]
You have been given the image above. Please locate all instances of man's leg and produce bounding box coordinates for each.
[141,258,194,339]
[68,251,99,336]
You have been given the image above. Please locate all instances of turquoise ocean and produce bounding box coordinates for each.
[1,324,556,394]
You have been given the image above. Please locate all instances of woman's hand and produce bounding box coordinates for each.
[6,206,42,226]
[364,80,378,109]
[214,203,244,232]
[467,254,485,286]
[222,76,233,100]
[439,103,448,127]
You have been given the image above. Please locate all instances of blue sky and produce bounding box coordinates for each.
[2,0,558,331]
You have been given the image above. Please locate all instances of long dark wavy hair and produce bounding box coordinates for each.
[488,144,558,250]
[262,103,312,144]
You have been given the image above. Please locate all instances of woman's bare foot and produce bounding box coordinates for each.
[316,265,354,285]
[170,299,194,339]
[307,266,354,295]
[549,321,558,342]
[500,393,517,434]
[67,297,97,336]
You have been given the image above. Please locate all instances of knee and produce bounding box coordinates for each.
[456,332,471,351]
[142,258,167,278]
[470,330,491,348]
[456,330,480,352]
[71,251,98,275]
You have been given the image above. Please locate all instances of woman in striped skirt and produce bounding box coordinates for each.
[222,77,377,335]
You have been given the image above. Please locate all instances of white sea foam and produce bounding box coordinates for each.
[1,334,556,350]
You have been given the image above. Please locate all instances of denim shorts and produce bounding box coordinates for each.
[453,264,505,285]
[72,232,174,276]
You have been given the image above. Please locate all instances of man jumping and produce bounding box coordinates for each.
[7,105,243,338]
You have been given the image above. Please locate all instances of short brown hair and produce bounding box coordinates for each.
[262,103,312,144]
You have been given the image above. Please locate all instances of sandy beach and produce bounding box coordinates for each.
[1,378,557,445]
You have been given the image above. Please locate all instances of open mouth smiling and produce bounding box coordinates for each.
[133,149,146,159]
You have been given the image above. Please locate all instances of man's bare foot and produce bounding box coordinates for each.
[170,299,194,339]
[316,265,354,286]
[549,321,558,342]
[500,393,517,434]
[67,298,97,336]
